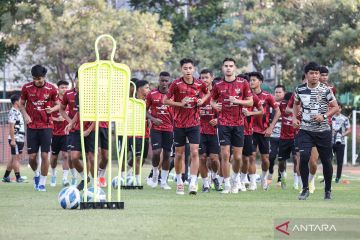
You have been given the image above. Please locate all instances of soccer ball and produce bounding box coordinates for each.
[82,187,106,202]
[58,186,81,209]
[112,176,125,189]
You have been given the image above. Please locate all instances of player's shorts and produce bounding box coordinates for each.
[269,137,280,159]
[150,129,173,152]
[51,135,69,155]
[294,133,300,152]
[129,138,149,159]
[243,135,254,156]
[99,127,109,150]
[8,140,24,155]
[218,125,244,147]
[174,126,200,147]
[278,139,296,161]
[69,130,95,153]
[27,128,52,154]
[199,133,220,155]
[252,132,270,154]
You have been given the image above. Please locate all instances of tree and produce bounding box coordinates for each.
[3,0,173,82]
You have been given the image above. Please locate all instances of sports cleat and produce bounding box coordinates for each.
[147,178,158,188]
[230,180,239,194]
[213,178,222,191]
[202,185,210,193]
[62,179,70,187]
[221,185,231,194]
[160,183,171,190]
[37,185,46,192]
[248,182,257,191]
[298,189,310,200]
[16,177,27,183]
[34,176,40,190]
[324,191,332,200]
[77,177,90,191]
[261,178,269,191]
[50,176,56,187]
[2,177,11,183]
[309,181,315,194]
[281,178,287,190]
[335,178,339,183]
[189,184,197,195]
[71,177,77,186]
[99,177,107,188]
[176,184,185,195]
[238,182,247,192]
[293,183,299,190]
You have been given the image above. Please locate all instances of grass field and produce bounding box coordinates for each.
[0,164,359,240]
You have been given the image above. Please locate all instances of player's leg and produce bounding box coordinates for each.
[278,140,292,190]
[293,135,301,190]
[174,127,186,194]
[98,127,108,187]
[298,130,313,200]
[208,134,220,191]
[241,135,252,191]
[69,131,88,191]
[66,136,77,185]
[27,128,41,189]
[187,126,201,194]
[230,126,244,193]
[218,125,232,193]
[199,134,210,192]
[133,138,149,186]
[149,129,162,187]
[308,146,319,193]
[249,134,259,191]
[12,142,24,182]
[334,143,345,183]
[61,150,70,186]
[268,137,279,183]
[159,131,172,189]
[2,140,15,182]
[50,135,61,187]
[37,128,52,191]
[258,133,270,190]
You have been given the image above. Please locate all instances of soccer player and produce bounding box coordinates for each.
[277,92,298,190]
[293,61,339,200]
[20,65,57,191]
[211,58,253,194]
[60,72,96,191]
[268,85,285,185]
[163,58,210,195]
[319,66,336,95]
[50,80,76,187]
[249,71,281,190]
[2,95,26,183]
[198,69,221,192]
[332,104,351,183]
[146,72,173,190]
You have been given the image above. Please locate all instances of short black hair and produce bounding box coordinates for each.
[57,80,69,87]
[10,94,20,105]
[200,69,213,76]
[31,65,47,78]
[159,72,170,77]
[135,80,149,90]
[274,84,285,92]
[301,74,306,81]
[319,66,329,74]
[237,73,249,81]
[223,58,236,65]
[248,71,264,82]
[180,58,194,67]
[338,103,343,109]
[304,62,320,73]
[284,92,293,101]
[130,78,139,83]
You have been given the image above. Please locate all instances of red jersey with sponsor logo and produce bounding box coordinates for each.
[20,82,57,129]
[166,77,208,128]
[146,88,173,132]
[279,100,295,139]
[52,96,68,136]
[211,77,252,126]
[61,89,92,131]
[253,90,278,134]
[244,93,262,135]
[199,94,217,135]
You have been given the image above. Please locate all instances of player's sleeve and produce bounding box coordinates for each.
[325,88,336,102]
[287,94,295,108]
[20,85,28,101]
[166,81,176,99]
[268,94,279,109]
[8,110,16,124]
[211,84,219,101]
[201,82,208,94]
[61,92,68,106]
[50,86,57,101]
[243,81,252,99]
[294,88,300,103]
[344,117,350,130]
[145,92,152,109]
[253,94,261,109]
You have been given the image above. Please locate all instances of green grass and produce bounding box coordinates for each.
[0,164,359,240]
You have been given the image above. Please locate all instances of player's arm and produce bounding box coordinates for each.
[293,100,301,128]
[146,94,162,125]
[163,84,186,107]
[47,101,60,115]
[243,105,263,117]
[9,122,16,147]
[314,90,339,122]
[265,106,281,137]
[59,103,72,123]
[343,120,351,137]
[229,95,253,107]
[83,122,95,137]
[19,99,32,124]
[197,91,211,106]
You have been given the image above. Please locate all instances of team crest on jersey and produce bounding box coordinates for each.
[235,88,241,95]
[194,90,199,97]
[44,94,49,100]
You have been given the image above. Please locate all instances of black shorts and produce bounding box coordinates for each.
[174,126,200,147]
[99,127,109,150]
[298,129,332,163]
[294,133,300,152]
[269,137,280,159]
[243,135,254,156]
[252,132,270,154]
[51,135,69,155]
[150,129,173,152]
[8,140,24,155]
[199,134,220,155]
[27,128,52,154]
[117,136,132,153]
[278,139,296,161]
[69,130,95,153]
[218,125,244,147]
[129,138,149,159]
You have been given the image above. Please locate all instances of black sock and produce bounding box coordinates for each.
[181,173,187,183]
[3,170,11,178]
[15,172,21,180]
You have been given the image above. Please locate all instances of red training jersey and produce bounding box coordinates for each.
[279,100,295,139]
[166,77,208,128]
[199,94,217,135]
[252,90,278,134]
[21,82,57,129]
[244,93,262,136]
[52,95,68,136]
[211,77,252,127]
[146,88,173,132]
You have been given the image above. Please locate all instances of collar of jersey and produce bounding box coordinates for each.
[32,81,46,88]
[306,82,320,90]
[181,77,195,85]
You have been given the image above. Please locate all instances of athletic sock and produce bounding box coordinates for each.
[211,171,217,180]
[294,173,298,185]
[176,174,183,185]
[121,171,125,179]
[51,168,56,177]
[62,170,69,180]
[224,177,231,187]
[268,173,273,179]
[249,174,256,184]
[280,171,287,179]
[34,170,40,177]
[39,175,47,186]
[233,172,240,184]
[135,175,140,185]
[15,172,21,180]
[202,178,209,188]
[240,173,247,183]
[152,166,159,180]
[218,176,224,185]
[160,170,169,185]
[98,168,105,178]
[70,168,77,178]
[190,175,197,186]
[3,170,11,178]
[261,171,267,181]
[309,174,315,183]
